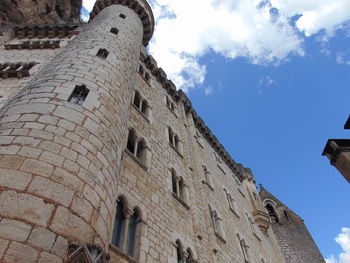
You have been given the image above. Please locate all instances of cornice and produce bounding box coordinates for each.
[89,0,154,46]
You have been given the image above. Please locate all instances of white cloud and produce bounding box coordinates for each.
[336,52,350,65]
[83,0,96,12]
[257,76,275,94]
[83,0,350,90]
[325,228,350,263]
[204,86,214,96]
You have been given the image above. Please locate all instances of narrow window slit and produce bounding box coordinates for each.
[120,14,126,19]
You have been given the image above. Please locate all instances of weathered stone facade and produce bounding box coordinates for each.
[323,116,350,183]
[0,0,325,262]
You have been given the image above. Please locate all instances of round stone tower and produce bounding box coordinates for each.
[0,0,154,262]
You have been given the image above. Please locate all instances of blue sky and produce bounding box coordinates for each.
[82,0,350,260]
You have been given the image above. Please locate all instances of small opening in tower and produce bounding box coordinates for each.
[110,28,119,35]
[119,14,126,19]
[96,48,109,60]
[68,85,90,106]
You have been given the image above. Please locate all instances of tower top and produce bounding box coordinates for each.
[89,0,154,46]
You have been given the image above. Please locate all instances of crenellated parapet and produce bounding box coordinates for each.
[89,0,154,46]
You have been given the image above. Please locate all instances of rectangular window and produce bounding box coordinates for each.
[110,28,119,35]
[68,85,90,105]
[96,48,109,60]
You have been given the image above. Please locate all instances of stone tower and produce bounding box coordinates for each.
[0,0,326,262]
[260,185,326,263]
[0,0,154,262]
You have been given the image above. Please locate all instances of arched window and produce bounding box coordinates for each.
[133,91,141,108]
[168,126,181,152]
[141,100,148,115]
[112,199,126,249]
[136,139,146,163]
[266,204,279,223]
[127,129,137,154]
[186,248,195,263]
[172,169,177,194]
[202,165,213,189]
[126,129,148,166]
[126,209,141,257]
[175,240,196,263]
[112,198,141,258]
[224,189,239,216]
[237,233,250,263]
[209,205,225,241]
[176,240,183,263]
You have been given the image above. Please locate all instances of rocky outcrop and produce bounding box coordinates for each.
[0,0,82,25]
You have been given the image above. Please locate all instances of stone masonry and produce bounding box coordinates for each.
[0,0,325,262]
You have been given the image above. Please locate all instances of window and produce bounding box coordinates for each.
[126,129,148,167]
[224,189,239,216]
[132,91,149,118]
[110,27,119,35]
[138,64,151,83]
[194,131,204,147]
[266,204,279,223]
[202,165,213,190]
[112,198,141,258]
[120,14,126,19]
[237,233,250,263]
[166,95,176,113]
[246,213,259,239]
[168,126,181,153]
[96,48,109,60]
[68,85,90,106]
[209,205,225,242]
[171,169,186,200]
[175,240,197,263]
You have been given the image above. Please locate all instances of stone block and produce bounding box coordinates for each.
[0,219,32,242]
[28,177,74,207]
[28,227,56,251]
[18,146,42,158]
[0,168,32,190]
[0,238,9,259]
[20,158,54,177]
[38,252,63,263]
[52,167,84,192]
[0,190,54,227]
[51,236,68,258]
[0,155,24,169]
[40,151,65,166]
[50,206,94,242]
[4,241,38,263]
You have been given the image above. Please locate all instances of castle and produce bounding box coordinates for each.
[0,0,326,262]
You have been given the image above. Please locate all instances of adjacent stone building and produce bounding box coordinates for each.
[323,116,350,183]
[0,0,326,262]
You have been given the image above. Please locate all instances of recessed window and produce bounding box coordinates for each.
[112,197,141,259]
[209,205,225,242]
[119,14,126,19]
[168,126,181,153]
[133,91,150,119]
[96,48,109,60]
[126,129,148,166]
[68,85,90,106]
[110,27,119,35]
[266,204,279,223]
